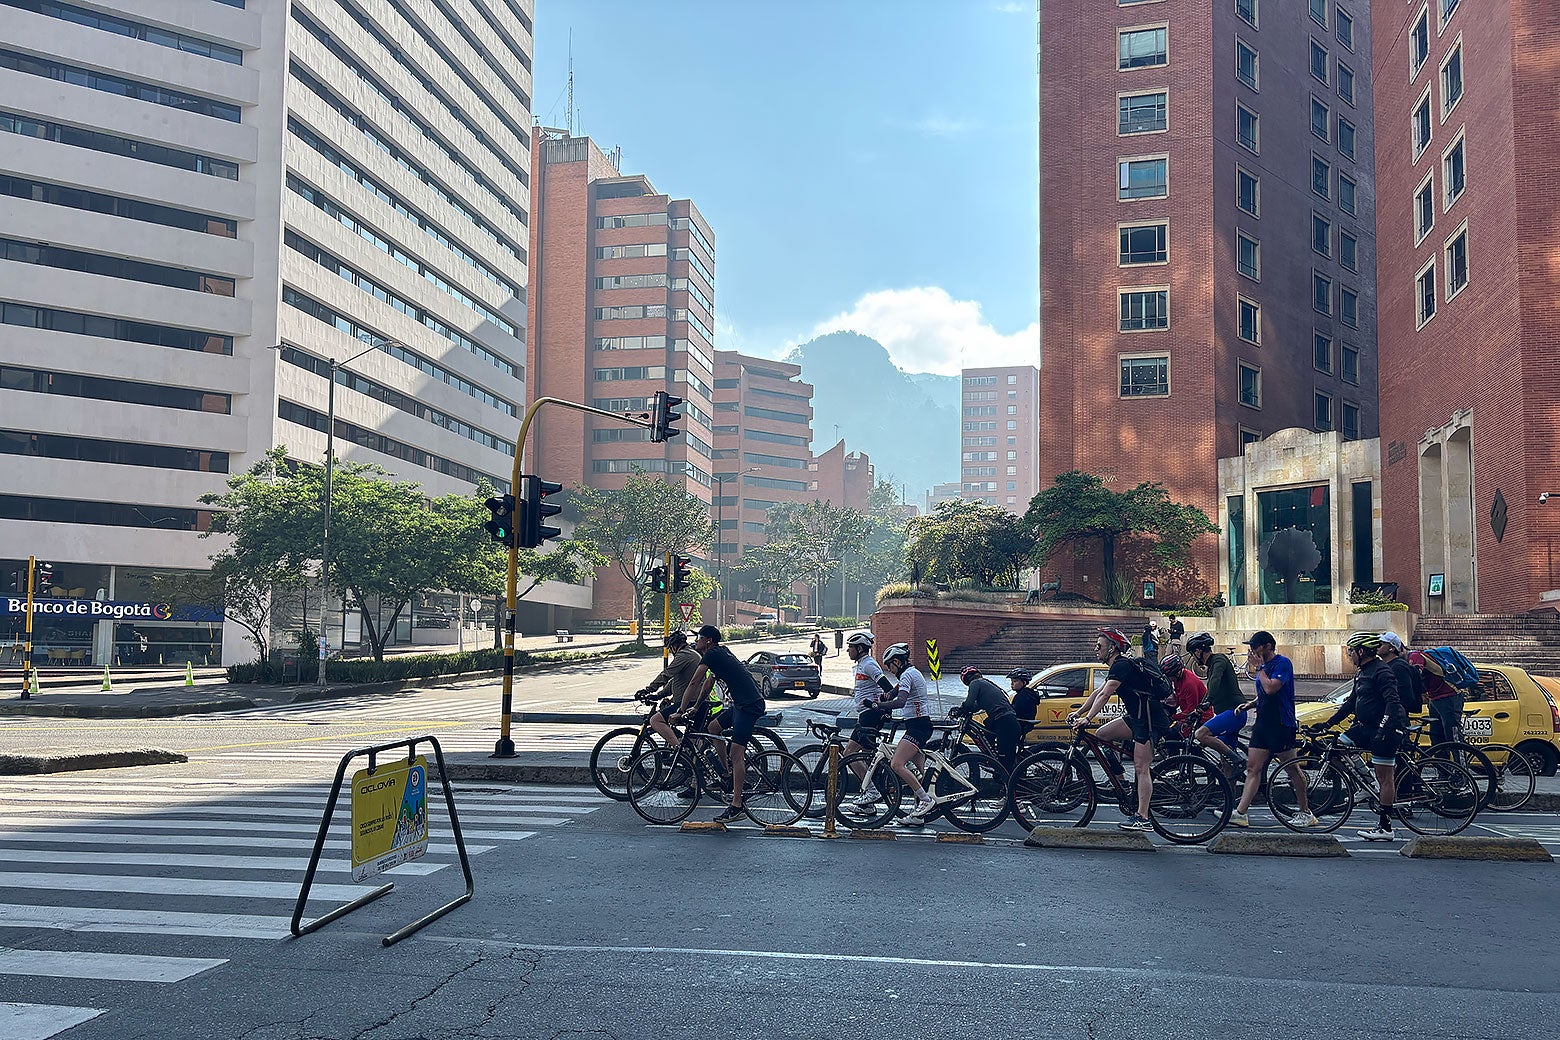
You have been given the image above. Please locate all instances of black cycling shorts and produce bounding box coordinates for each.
[987,713,1022,767]
[899,716,934,749]
[850,706,889,748]
[725,703,766,747]
[1249,720,1297,754]
[1125,707,1172,746]
[1344,723,1402,766]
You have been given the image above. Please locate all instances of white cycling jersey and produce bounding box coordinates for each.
[852,654,885,711]
[895,665,932,719]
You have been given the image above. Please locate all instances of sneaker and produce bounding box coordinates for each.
[892,812,926,828]
[712,805,747,825]
[1230,810,1250,828]
[849,791,882,810]
[1289,811,1320,828]
[1357,825,1395,841]
[909,795,936,818]
[1118,814,1152,832]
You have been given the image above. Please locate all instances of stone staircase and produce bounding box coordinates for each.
[946,618,1145,675]
[1412,612,1560,677]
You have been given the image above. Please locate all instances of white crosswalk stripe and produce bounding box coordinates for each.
[0,774,594,1037]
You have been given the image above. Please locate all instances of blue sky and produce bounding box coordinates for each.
[532,0,1040,375]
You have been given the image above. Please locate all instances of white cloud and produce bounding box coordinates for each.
[804,286,1039,376]
[991,1,1027,12]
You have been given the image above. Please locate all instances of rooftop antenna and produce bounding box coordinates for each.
[566,31,575,136]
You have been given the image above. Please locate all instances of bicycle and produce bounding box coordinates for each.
[1009,722,1234,844]
[589,693,787,801]
[1405,720,1536,813]
[1266,727,1482,836]
[624,728,811,827]
[789,712,849,820]
[829,717,1011,833]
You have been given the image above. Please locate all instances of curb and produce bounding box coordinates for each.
[848,829,898,841]
[1208,831,1349,857]
[0,748,188,775]
[441,762,593,784]
[679,821,729,834]
[1024,826,1156,852]
[1400,835,1553,862]
[0,699,258,719]
[937,832,984,845]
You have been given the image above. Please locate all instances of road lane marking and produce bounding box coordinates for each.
[0,817,553,837]
[7,803,589,820]
[0,871,365,901]
[7,849,448,874]
[0,1002,104,1040]
[0,949,226,983]
[0,905,290,939]
[0,831,496,855]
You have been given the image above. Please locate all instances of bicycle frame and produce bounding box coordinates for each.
[855,720,979,809]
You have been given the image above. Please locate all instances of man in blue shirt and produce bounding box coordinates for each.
[1231,630,1317,828]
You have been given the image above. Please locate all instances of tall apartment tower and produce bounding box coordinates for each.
[1373,0,1560,613]
[527,132,717,622]
[961,365,1040,512]
[1038,0,1379,582]
[1,0,534,665]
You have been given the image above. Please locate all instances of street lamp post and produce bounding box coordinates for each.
[713,467,759,626]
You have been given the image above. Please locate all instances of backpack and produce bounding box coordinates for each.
[1131,656,1175,710]
[1424,646,1480,691]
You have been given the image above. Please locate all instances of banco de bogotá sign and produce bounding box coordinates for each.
[2,598,224,622]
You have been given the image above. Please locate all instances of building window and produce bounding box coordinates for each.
[1119,354,1169,397]
[1313,213,1332,257]
[1241,428,1263,447]
[1440,0,1461,28]
[1416,259,1437,328]
[1237,231,1261,280]
[1313,271,1333,315]
[1337,64,1355,105]
[1118,157,1169,200]
[1237,104,1260,153]
[1314,391,1333,432]
[1119,221,1169,265]
[1309,0,1328,26]
[1443,132,1466,208]
[1119,91,1169,134]
[1340,230,1358,272]
[1119,288,1170,331]
[1236,39,1259,90]
[1342,402,1359,440]
[1338,117,1357,160]
[1415,173,1436,243]
[1311,97,1330,141]
[1338,172,1358,216]
[1411,7,1430,79]
[1238,297,1261,344]
[1342,345,1360,384]
[1336,7,1354,49]
[1312,155,1331,199]
[1237,0,1257,29]
[1240,363,1262,408]
[1445,223,1469,299]
[1310,39,1329,83]
[1340,286,1359,328]
[1007,375,1018,384]
[1413,90,1433,160]
[1237,167,1260,216]
[1007,420,1018,430]
[1441,43,1464,121]
[1314,332,1334,373]
[1118,27,1168,70]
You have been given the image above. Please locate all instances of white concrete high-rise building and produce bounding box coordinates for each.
[0,0,545,665]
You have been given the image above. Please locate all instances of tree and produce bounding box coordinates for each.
[572,470,712,645]
[737,542,808,614]
[1024,471,1217,601]
[853,480,909,610]
[905,500,1034,588]
[145,561,288,666]
[765,500,869,616]
[645,565,717,627]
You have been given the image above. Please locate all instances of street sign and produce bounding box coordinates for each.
[350,756,429,882]
[678,603,695,622]
[470,599,482,613]
[925,638,941,680]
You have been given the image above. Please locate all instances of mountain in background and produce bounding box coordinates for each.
[784,331,961,495]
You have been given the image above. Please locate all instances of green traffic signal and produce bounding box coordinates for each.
[483,494,516,546]
[648,566,668,593]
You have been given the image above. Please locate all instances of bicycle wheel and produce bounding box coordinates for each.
[1425,742,1499,810]
[791,742,829,819]
[1149,755,1233,844]
[1483,743,1537,812]
[751,727,788,756]
[626,747,699,826]
[590,726,655,801]
[739,750,811,827]
[831,752,899,829]
[937,752,1011,833]
[1009,750,1096,830]
[1396,758,1480,836]
[1267,756,1353,833]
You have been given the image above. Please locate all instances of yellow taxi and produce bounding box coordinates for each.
[1018,661,1120,744]
[1295,663,1560,775]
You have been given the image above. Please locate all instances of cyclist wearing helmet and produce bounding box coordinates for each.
[953,666,1022,773]
[1230,631,1316,829]
[843,631,897,762]
[640,630,703,747]
[1188,632,1247,773]
[1160,654,1208,734]
[877,643,936,822]
[1068,627,1168,831]
[1007,668,1040,722]
[1323,631,1406,841]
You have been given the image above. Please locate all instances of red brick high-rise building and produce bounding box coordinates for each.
[961,365,1039,512]
[1372,0,1560,612]
[1038,1,1380,594]
[527,131,717,620]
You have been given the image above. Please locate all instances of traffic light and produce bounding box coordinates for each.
[483,494,516,546]
[648,389,682,443]
[519,475,563,548]
[36,562,53,590]
[672,555,693,593]
[647,566,668,593]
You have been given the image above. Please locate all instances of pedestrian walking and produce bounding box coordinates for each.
[809,632,827,674]
[1230,631,1317,829]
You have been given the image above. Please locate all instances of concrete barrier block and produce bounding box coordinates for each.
[847,829,898,841]
[936,832,984,845]
[1025,826,1155,851]
[1209,831,1349,857]
[0,748,187,775]
[678,821,729,834]
[761,825,813,837]
[1400,835,1553,862]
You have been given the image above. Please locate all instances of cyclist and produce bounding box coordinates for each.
[844,631,897,759]
[952,666,1022,774]
[1007,668,1040,722]
[685,625,767,825]
[640,630,703,747]
[1379,632,1425,720]
[877,643,937,824]
[1068,627,1168,831]
[1230,631,1316,828]
[1188,632,1247,775]
[1160,653,1208,735]
[1320,631,1406,841]
[1415,651,1462,745]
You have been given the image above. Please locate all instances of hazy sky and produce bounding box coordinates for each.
[532,0,1040,375]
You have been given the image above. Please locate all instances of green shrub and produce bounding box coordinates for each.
[819,616,858,629]
[769,623,801,636]
[1349,587,1400,607]
[725,626,760,640]
[876,582,934,604]
[1351,602,1409,613]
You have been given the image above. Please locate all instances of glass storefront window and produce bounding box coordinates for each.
[1257,486,1332,603]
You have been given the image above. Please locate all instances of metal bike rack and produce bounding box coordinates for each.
[290,734,474,947]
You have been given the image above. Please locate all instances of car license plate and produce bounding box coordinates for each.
[794,681,807,688]
[1463,716,1493,737]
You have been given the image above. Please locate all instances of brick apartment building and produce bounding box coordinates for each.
[1037,1,1380,596]
[526,131,717,621]
[810,440,874,514]
[961,365,1040,512]
[1373,0,1560,612]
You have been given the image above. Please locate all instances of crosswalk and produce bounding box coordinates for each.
[0,775,599,1039]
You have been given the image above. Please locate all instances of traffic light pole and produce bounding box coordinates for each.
[662,551,672,664]
[19,556,35,699]
[493,397,656,758]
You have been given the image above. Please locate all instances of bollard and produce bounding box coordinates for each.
[100,666,113,692]
[184,661,195,687]
[820,743,841,839]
